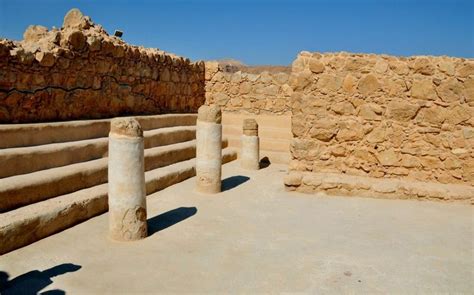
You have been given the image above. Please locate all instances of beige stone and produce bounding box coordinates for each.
[213,93,230,107]
[196,105,222,194]
[317,74,342,93]
[413,58,435,75]
[198,105,222,123]
[342,74,356,93]
[23,25,48,43]
[357,74,380,95]
[456,62,474,77]
[415,106,446,125]
[284,172,303,187]
[438,60,455,75]
[63,8,85,29]
[411,79,437,100]
[331,101,355,115]
[243,118,258,136]
[376,149,399,166]
[386,99,420,121]
[366,124,387,143]
[436,78,463,103]
[463,77,474,105]
[389,60,409,75]
[241,119,260,170]
[374,59,389,74]
[336,121,364,142]
[108,118,147,241]
[359,103,383,120]
[309,120,338,142]
[308,58,325,73]
[400,154,421,168]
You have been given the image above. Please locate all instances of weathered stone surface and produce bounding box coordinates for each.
[110,118,143,137]
[359,103,382,120]
[317,74,342,93]
[23,25,48,43]
[66,30,87,51]
[357,74,379,95]
[436,78,462,103]
[386,99,420,121]
[0,10,206,123]
[204,62,292,115]
[284,172,303,187]
[376,149,399,166]
[35,51,55,67]
[456,62,474,77]
[411,79,437,100]
[413,58,435,75]
[416,106,446,125]
[308,58,325,73]
[63,8,86,29]
[342,74,356,93]
[243,118,258,136]
[438,60,455,75]
[309,120,338,142]
[366,124,387,143]
[287,51,473,190]
[198,105,222,123]
[374,59,389,74]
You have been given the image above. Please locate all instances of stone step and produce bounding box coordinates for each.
[226,136,289,153]
[222,125,293,140]
[0,148,237,255]
[0,125,197,178]
[0,138,228,212]
[0,113,197,149]
[221,113,291,129]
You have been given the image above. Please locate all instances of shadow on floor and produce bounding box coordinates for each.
[260,156,271,169]
[148,207,197,236]
[0,263,81,295]
[221,175,250,192]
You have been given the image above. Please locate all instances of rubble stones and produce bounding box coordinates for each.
[23,25,48,42]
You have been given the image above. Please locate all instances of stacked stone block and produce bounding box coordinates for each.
[287,51,473,193]
[204,61,292,115]
[0,9,205,123]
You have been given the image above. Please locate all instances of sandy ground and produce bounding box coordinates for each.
[1,161,473,294]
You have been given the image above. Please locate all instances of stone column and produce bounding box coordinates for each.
[196,105,222,194]
[108,118,147,241]
[241,119,260,170]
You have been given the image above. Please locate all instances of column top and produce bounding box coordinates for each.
[243,118,258,136]
[198,105,222,123]
[110,117,143,137]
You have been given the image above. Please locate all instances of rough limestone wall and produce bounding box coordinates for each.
[289,51,474,186]
[204,62,292,114]
[0,9,205,123]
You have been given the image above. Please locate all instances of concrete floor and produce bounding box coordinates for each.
[1,161,473,294]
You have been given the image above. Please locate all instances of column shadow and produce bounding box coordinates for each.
[0,263,81,295]
[259,156,271,169]
[221,175,250,191]
[147,207,197,236]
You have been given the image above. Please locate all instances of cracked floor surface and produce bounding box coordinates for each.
[1,161,472,293]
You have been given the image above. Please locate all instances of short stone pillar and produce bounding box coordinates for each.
[196,105,222,194]
[241,119,260,170]
[108,118,147,241]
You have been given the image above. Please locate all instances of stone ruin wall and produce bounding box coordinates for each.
[0,9,205,123]
[287,51,474,193]
[204,61,292,114]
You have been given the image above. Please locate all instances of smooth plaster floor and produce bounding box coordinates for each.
[1,161,473,294]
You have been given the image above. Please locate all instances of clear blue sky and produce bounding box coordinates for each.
[0,0,472,65]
